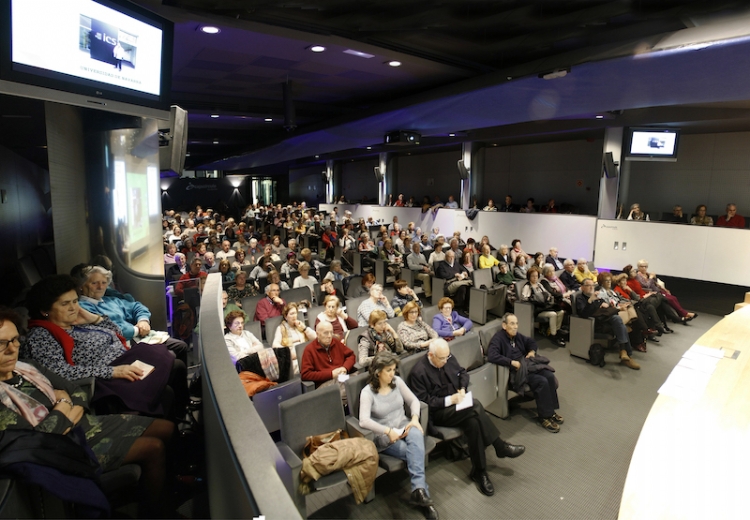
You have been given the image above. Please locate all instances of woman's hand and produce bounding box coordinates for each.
[386,428,400,444]
[112,365,144,381]
[135,320,151,336]
[454,327,465,337]
[404,416,423,436]
[73,307,101,326]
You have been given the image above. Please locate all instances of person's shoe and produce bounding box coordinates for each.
[687,312,698,321]
[410,488,434,507]
[647,335,659,343]
[496,442,526,458]
[470,470,495,496]
[633,343,647,353]
[555,335,566,347]
[656,327,665,336]
[423,505,439,520]
[620,354,641,370]
[538,417,560,433]
[552,412,564,424]
[662,325,674,333]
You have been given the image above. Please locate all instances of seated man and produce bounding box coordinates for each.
[215,240,236,261]
[436,250,472,311]
[202,251,217,273]
[176,257,207,299]
[576,279,640,370]
[487,314,562,433]
[545,247,565,270]
[573,258,597,284]
[559,259,580,291]
[254,283,285,329]
[407,243,433,298]
[445,195,459,209]
[300,321,356,388]
[408,339,525,496]
[716,203,746,228]
[663,205,688,224]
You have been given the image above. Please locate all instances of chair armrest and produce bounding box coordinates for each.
[276,441,303,472]
[301,380,315,393]
[345,417,375,441]
[419,401,429,433]
[71,377,96,401]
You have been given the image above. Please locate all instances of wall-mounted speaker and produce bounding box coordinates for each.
[374,166,384,182]
[159,105,187,174]
[603,151,619,178]
[457,159,470,179]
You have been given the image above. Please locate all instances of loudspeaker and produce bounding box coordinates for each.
[603,151,618,178]
[457,159,470,179]
[159,105,187,174]
[321,171,328,183]
[374,166,384,182]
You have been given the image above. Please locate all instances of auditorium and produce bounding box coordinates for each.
[2,1,750,518]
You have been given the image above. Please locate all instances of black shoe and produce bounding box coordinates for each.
[648,335,659,343]
[496,442,526,458]
[410,488,434,507]
[663,326,674,333]
[423,505,439,520]
[470,470,495,496]
[555,336,566,347]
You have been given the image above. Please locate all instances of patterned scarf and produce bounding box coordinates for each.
[0,361,58,427]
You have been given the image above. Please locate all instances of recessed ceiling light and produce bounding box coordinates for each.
[366,146,372,150]
[344,49,375,59]
[387,60,402,67]
[185,152,191,157]
[315,155,320,159]
[200,26,220,34]
[264,118,273,122]
[595,115,604,119]
[211,114,219,118]
[310,45,326,53]
[213,140,219,144]
[449,133,456,137]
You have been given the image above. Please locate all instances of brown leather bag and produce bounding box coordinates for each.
[303,429,349,458]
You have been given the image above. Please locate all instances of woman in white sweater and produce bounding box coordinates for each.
[223,310,263,364]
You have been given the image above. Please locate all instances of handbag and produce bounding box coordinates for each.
[618,305,638,325]
[303,428,349,458]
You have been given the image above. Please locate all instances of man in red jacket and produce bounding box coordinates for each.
[253,283,285,329]
[301,321,355,388]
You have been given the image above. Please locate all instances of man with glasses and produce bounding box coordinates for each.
[576,279,640,370]
[254,283,285,330]
[408,339,525,497]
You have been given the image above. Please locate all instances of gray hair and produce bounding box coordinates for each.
[81,265,113,286]
[501,313,517,324]
[429,338,449,355]
[563,259,574,267]
[369,283,383,296]
[542,265,555,277]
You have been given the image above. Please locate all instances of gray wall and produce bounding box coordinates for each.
[627,131,750,219]
[0,145,53,305]
[289,165,326,206]
[482,139,603,215]
[341,158,379,203]
[395,150,463,203]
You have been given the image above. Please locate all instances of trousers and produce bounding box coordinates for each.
[526,371,559,418]
[381,427,428,493]
[432,400,499,472]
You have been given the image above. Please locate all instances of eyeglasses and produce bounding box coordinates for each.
[0,336,23,353]
[435,354,452,362]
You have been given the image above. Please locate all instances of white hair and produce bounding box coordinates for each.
[82,265,113,286]
[429,338,449,355]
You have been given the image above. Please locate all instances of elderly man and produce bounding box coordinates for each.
[716,203,746,228]
[576,279,640,370]
[300,321,356,388]
[545,247,565,270]
[488,314,562,433]
[445,195,459,209]
[254,283,285,329]
[664,205,688,224]
[573,258,598,284]
[499,195,518,212]
[246,238,262,264]
[176,257,207,298]
[409,339,525,496]
[559,259,580,291]
[215,240,236,261]
[436,250,472,311]
[407,243,433,298]
[202,251,217,273]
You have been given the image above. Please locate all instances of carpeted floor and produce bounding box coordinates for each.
[307,312,723,520]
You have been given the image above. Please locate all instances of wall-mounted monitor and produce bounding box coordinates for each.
[625,128,680,161]
[0,0,173,110]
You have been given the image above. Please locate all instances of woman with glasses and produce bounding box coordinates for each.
[397,301,439,353]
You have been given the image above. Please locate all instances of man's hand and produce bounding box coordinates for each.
[511,360,521,369]
[332,367,347,378]
[525,351,536,359]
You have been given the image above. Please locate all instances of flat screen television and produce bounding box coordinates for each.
[0,0,173,110]
[625,128,680,161]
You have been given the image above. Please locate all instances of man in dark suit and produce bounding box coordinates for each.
[409,339,525,496]
[499,195,519,212]
[558,259,581,291]
[436,250,472,310]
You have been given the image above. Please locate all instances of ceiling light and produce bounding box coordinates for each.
[315,155,320,159]
[264,118,273,122]
[540,68,570,80]
[211,114,219,118]
[199,26,220,34]
[387,60,401,67]
[595,115,604,119]
[344,49,375,59]
[310,45,326,53]
[366,146,372,150]
[449,133,456,137]
[213,140,219,144]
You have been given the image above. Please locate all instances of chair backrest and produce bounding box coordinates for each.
[450,334,484,371]
[571,290,582,317]
[279,384,346,455]
[184,286,201,310]
[305,306,325,327]
[514,280,526,299]
[241,264,254,277]
[478,320,504,353]
[346,275,363,297]
[241,295,264,321]
[265,315,284,343]
[295,341,311,368]
[421,305,439,324]
[399,351,427,385]
[346,326,368,352]
[344,372,370,420]
[473,268,493,289]
[387,316,404,329]
[243,319,263,344]
[281,286,312,307]
[346,295,369,320]
[252,379,303,433]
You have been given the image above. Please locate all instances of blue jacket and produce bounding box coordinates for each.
[432,311,472,338]
[78,294,150,341]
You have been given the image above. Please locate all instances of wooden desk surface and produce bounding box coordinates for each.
[619,305,750,520]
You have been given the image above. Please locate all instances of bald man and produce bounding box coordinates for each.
[300,321,356,388]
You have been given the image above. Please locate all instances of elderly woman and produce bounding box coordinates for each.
[218,259,235,284]
[358,351,437,518]
[520,267,566,347]
[597,272,649,352]
[380,239,403,279]
[223,310,263,364]
[314,295,358,341]
[627,203,650,221]
[613,273,666,336]
[509,239,530,263]
[690,204,713,226]
[23,275,184,418]
[497,243,511,264]
[633,261,696,324]
[397,301,439,353]
[231,249,252,272]
[293,261,318,302]
[226,270,257,303]
[272,303,316,372]
[461,251,475,274]
[432,297,472,340]
[325,259,350,283]
[76,265,188,362]
[0,308,174,516]
[357,284,395,327]
[540,265,573,313]
[267,269,290,292]
[164,243,178,264]
[351,272,376,298]
[513,255,528,280]
[319,277,346,307]
[357,310,404,368]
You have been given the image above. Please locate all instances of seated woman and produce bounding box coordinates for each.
[24,275,185,419]
[270,235,284,256]
[325,259,350,283]
[461,251,475,274]
[314,295,358,341]
[633,261,696,324]
[293,262,318,302]
[613,273,666,336]
[531,252,545,272]
[352,272,376,298]
[357,310,404,368]
[520,267,566,347]
[540,265,573,314]
[497,243,511,264]
[226,270,258,304]
[319,277,346,308]
[224,310,264,364]
[464,238,480,255]
[391,279,422,316]
[357,284,396,327]
[0,308,174,517]
[397,302,439,353]
[218,259,235,284]
[432,297,472,340]
[509,239,530,263]
[231,249,252,273]
[597,272,649,352]
[379,239,403,279]
[358,351,438,519]
[690,204,713,226]
[623,265,675,332]
[478,244,500,269]
[513,255,529,280]
[267,269,290,292]
[280,251,299,279]
[272,303,316,373]
[76,265,188,359]
[164,243,177,264]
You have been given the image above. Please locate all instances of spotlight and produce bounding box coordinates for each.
[387,60,402,67]
[199,26,220,34]
[211,114,219,118]
[595,115,604,119]
[310,45,326,53]
[265,118,273,122]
